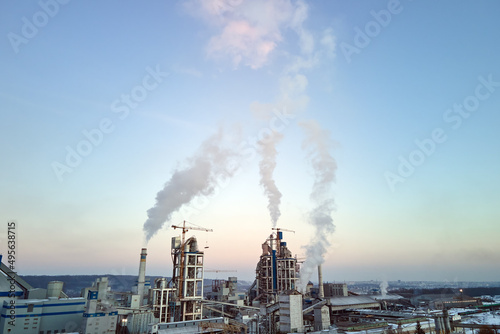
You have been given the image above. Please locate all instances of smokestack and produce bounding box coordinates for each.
[318,265,324,299]
[137,248,147,306]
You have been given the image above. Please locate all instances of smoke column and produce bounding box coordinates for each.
[298,120,337,291]
[143,129,237,243]
[380,280,388,296]
[258,131,284,226]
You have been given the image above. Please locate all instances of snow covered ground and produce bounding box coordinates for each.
[461,311,500,326]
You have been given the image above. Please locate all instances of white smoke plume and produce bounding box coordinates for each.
[298,120,337,291]
[258,131,284,226]
[143,129,238,243]
[380,280,388,296]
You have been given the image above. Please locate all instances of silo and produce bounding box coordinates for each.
[47,281,64,299]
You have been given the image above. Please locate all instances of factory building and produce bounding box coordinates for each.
[0,257,85,333]
[279,290,304,333]
[82,289,118,334]
[253,230,298,304]
[1,297,85,334]
[324,283,348,297]
[151,277,175,323]
[115,248,155,334]
[206,277,246,305]
[81,277,118,334]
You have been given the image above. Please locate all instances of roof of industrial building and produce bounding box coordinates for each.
[329,295,380,307]
[371,294,405,300]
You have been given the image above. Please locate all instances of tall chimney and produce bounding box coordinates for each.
[137,248,147,306]
[318,265,324,299]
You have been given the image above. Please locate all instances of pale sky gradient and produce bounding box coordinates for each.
[1,0,500,283]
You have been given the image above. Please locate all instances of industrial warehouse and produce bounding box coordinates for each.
[1,223,500,334]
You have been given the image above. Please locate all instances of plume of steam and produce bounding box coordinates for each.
[258,131,284,226]
[143,129,238,243]
[298,120,337,291]
[380,280,388,296]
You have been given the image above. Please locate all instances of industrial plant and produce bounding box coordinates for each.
[2,221,500,334]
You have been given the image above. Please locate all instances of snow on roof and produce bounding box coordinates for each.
[461,312,500,326]
[371,294,405,300]
[329,295,379,306]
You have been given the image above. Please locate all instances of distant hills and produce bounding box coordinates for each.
[19,275,254,298]
[20,275,163,297]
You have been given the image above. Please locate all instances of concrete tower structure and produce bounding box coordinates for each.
[254,231,298,303]
[279,290,304,333]
[151,278,176,323]
[318,264,325,299]
[137,248,147,306]
[168,236,204,321]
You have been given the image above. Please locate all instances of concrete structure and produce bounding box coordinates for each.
[0,257,33,302]
[254,231,298,303]
[169,236,204,322]
[47,281,64,299]
[434,310,451,334]
[206,277,246,304]
[323,283,348,297]
[109,249,156,333]
[328,295,381,311]
[314,303,331,332]
[117,307,155,334]
[152,277,176,323]
[149,317,239,334]
[318,265,325,299]
[136,248,148,307]
[1,297,85,334]
[130,248,151,308]
[411,293,481,310]
[279,290,304,333]
[81,287,118,334]
[1,256,85,333]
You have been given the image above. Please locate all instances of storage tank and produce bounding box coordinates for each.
[47,281,64,299]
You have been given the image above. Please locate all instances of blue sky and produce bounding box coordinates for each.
[1,0,500,284]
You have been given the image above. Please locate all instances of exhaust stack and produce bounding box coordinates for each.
[137,248,147,305]
[318,265,324,299]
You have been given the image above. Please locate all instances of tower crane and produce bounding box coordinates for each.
[272,227,295,233]
[172,220,213,243]
[171,220,213,300]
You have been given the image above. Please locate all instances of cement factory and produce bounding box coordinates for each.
[1,222,500,334]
